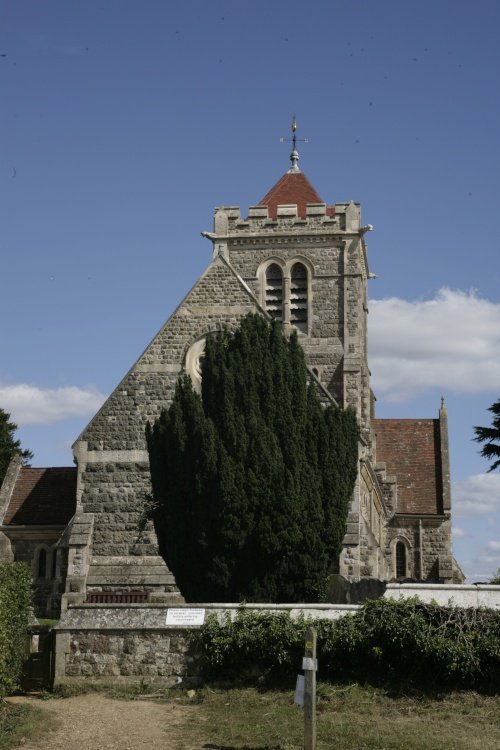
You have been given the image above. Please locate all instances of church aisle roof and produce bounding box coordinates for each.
[258,171,335,219]
[4,467,76,525]
[373,419,443,515]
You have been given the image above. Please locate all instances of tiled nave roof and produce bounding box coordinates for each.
[3,466,76,525]
[373,419,444,515]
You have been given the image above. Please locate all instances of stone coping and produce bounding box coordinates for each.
[386,583,499,591]
[57,602,360,631]
[385,582,500,610]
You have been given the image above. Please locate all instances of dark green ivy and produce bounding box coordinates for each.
[146,314,358,602]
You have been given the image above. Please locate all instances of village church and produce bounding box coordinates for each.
[0,133,464,616]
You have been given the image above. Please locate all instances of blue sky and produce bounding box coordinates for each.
[1,0,499,581]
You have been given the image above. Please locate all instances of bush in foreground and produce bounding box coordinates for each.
[0,563,32,697]
[199,598,500,693]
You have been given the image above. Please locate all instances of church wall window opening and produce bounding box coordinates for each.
[265,263,283,322]
[395,541,407,579]
[290,262,308,332]
[260,258,312,333]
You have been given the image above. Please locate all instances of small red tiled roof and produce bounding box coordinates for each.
[259,172,335,219]
[373,419,443,515]
[4,467,76,525]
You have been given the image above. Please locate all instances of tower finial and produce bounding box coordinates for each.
[280,115,308,173]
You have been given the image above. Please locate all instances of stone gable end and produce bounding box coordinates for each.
[78,256,259,453]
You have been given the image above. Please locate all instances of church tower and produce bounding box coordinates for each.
[206,123,374,443]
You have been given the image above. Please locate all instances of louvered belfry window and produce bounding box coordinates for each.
[265,263,283,322]
[290,262,308,332]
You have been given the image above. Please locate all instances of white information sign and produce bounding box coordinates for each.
[294,674,305,705]
[165,608,206,626]
[302,657,318,672]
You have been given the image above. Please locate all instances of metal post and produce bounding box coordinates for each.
[303,626,317,750]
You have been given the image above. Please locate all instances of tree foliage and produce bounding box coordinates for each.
[0,409,33,488]
[0,563,32,697]
[474,399,500,472]
[147,314,359,603]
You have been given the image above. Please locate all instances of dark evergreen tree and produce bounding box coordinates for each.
[474,399,500,472]
[0,409,33,487]
[147,314,359,602]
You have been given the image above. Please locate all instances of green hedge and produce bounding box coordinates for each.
[0,563,32,697]
[199,598,500,693]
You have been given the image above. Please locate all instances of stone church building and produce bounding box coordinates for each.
[0,144,463,616]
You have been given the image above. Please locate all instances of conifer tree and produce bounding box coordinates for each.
[147,314,359,602]
[0,409,33,487]
[474,399,500,472]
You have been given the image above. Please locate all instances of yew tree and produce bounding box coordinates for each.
[147,314,359,602]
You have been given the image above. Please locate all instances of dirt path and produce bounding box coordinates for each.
[8,693,205,750]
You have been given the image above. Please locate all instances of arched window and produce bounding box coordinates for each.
[290,262,308,332]
[395,541,406,579]
[265,264,283,322]
[51,548,58,579]
[37,548,47,579]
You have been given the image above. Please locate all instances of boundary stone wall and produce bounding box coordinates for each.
[53,603,358,686]
[54,587,500,686]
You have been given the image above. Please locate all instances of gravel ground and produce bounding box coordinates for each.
[8,693,204,750]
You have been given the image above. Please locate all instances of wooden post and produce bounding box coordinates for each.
[303,626,317,750]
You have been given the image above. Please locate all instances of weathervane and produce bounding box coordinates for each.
[280,115,308,173]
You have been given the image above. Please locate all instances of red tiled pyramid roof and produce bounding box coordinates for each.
[4,467,77,525]
[259,171,335,219]
[372,419,443,515]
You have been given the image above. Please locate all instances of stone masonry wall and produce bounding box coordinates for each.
[228,242,345,340]
[81,258,258,451]
[54,603,359,686]
[60,629,198,683]
[72,256,260,596]
[80,462,154,557]
[385,517,453,581]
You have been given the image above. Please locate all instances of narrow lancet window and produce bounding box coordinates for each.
[265,264,283,322]
[37,548,47,579]
[290,262,308,332]
[395,541,406,579]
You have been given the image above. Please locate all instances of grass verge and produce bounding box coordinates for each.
[12,682,499,750]
[0,701,56,750]
[168,683,500,750]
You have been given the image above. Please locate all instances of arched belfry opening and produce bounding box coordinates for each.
[290,262,308,333]
[265,263,283,322]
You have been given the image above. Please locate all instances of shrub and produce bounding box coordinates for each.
[199,599,500,693]
[0,563,32,697]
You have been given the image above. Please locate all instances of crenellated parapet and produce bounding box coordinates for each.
[212,201,361,237]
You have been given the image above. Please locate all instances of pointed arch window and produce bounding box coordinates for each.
[37,548,47,579]
[265,264,283,322]
[290,262,308,332]
[395,541,406,579]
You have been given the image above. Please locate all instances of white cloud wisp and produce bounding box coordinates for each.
[453,473,500,516]
[0,383,106,425]
[369,288,500,401]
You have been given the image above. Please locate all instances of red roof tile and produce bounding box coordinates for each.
[259,172,335,219]
[4,467,76,525]
[372,419,443,515]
